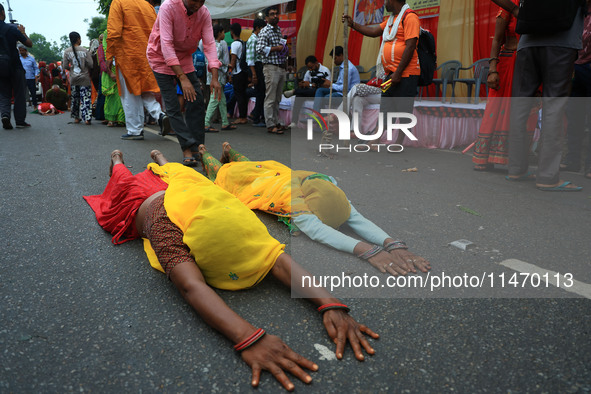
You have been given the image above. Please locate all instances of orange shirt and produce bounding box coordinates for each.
[106,0,160,96]
[379,11,420,77]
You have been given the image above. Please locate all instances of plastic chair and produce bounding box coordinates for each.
[455,58,490,103]
[360,65,376,83]
[432,60,461,103]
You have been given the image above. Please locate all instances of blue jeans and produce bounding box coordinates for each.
[313,87,342,112]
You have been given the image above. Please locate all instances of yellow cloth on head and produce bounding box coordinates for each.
[215,161,300,217]
[213,161,351,229]
[299,177,351,229]
[144,163,284,290]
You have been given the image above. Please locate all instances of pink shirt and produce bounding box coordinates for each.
[146,0,220,75]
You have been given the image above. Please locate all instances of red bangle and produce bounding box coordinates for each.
[234,328,266,351]
[317,303,350,314]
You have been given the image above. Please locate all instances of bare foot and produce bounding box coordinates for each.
[150,149,168,165]
[220,141,232,164]
[109,150,124,177]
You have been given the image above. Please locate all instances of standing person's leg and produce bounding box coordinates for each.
[182,72,206,158]
[71,85,81,122]
[204,91,220,129]
[274,66,286,127]
[219,90,231,128]
[80,85,93,124]
[118,69,145,137]
[26,79,37,107]
[390,76,418,144]
[234,71,248,121]
[0,76,12,129]
[536,47,577,187]
[141,92,163,123]
[263,65,278,129]
[12,68,27,125]
[153,71,199,164]
[562,63,591,171]
[508,48,542,178]
[251,62,266,123]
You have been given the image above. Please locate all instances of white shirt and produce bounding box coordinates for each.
[230,40,244,75]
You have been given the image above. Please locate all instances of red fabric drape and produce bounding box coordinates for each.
[347,30,364,65]
[473,0,497,62]
[296,0,305,34]
[473,0,499,61]
[473,0,498,99]
[315,0,336,61]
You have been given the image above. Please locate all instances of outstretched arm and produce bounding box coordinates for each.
[169,262,317,390]
[342,14,383,37]
[270,253,379,361]
[346,205,431,273]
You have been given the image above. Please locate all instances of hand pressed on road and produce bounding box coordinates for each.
[241,334,318,391]
[322,309,379,361]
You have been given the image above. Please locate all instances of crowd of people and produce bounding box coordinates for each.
[1,0,590,389]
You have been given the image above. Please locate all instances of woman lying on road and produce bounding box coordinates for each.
[84,150,378,391]
[192,142,431,277]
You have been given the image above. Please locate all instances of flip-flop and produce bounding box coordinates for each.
[505,171,536,181]
[182,156,198,167]
[221,124,237,130]
[205,127,219,133]
[537,181,582,192]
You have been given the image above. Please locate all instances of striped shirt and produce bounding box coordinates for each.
[246,32,261,66]
[256,24,286,66]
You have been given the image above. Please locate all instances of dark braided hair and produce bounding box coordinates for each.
[69,31,81,68]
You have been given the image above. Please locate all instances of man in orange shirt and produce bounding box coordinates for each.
[107,0,169,140]
[343,0,420,145]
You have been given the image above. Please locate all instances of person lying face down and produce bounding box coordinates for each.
[84,149,379,391]
[195,142,432,277]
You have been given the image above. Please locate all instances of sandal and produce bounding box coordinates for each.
[205,127,219,133]
[267,126,284,135]
[182,156,198,167]
[107,121,115,127]
[221,124,237,130]
[536,181,582,192]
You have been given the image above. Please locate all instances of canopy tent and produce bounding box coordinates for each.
[207,0,293,19]
[296,0,500,98]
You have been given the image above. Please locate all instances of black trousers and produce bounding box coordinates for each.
[0,66,27,123]
[250,61,266,122]
[232,70,248,119]
[154,71,205,153]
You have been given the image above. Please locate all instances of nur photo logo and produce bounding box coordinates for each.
[306,109,419,153]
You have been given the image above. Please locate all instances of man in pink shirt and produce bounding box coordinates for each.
[147,0,222,166]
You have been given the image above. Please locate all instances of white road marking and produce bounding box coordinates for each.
[314,344,337,361]
[499,259,591,299]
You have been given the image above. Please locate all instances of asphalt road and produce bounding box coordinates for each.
[1,111,590,393]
